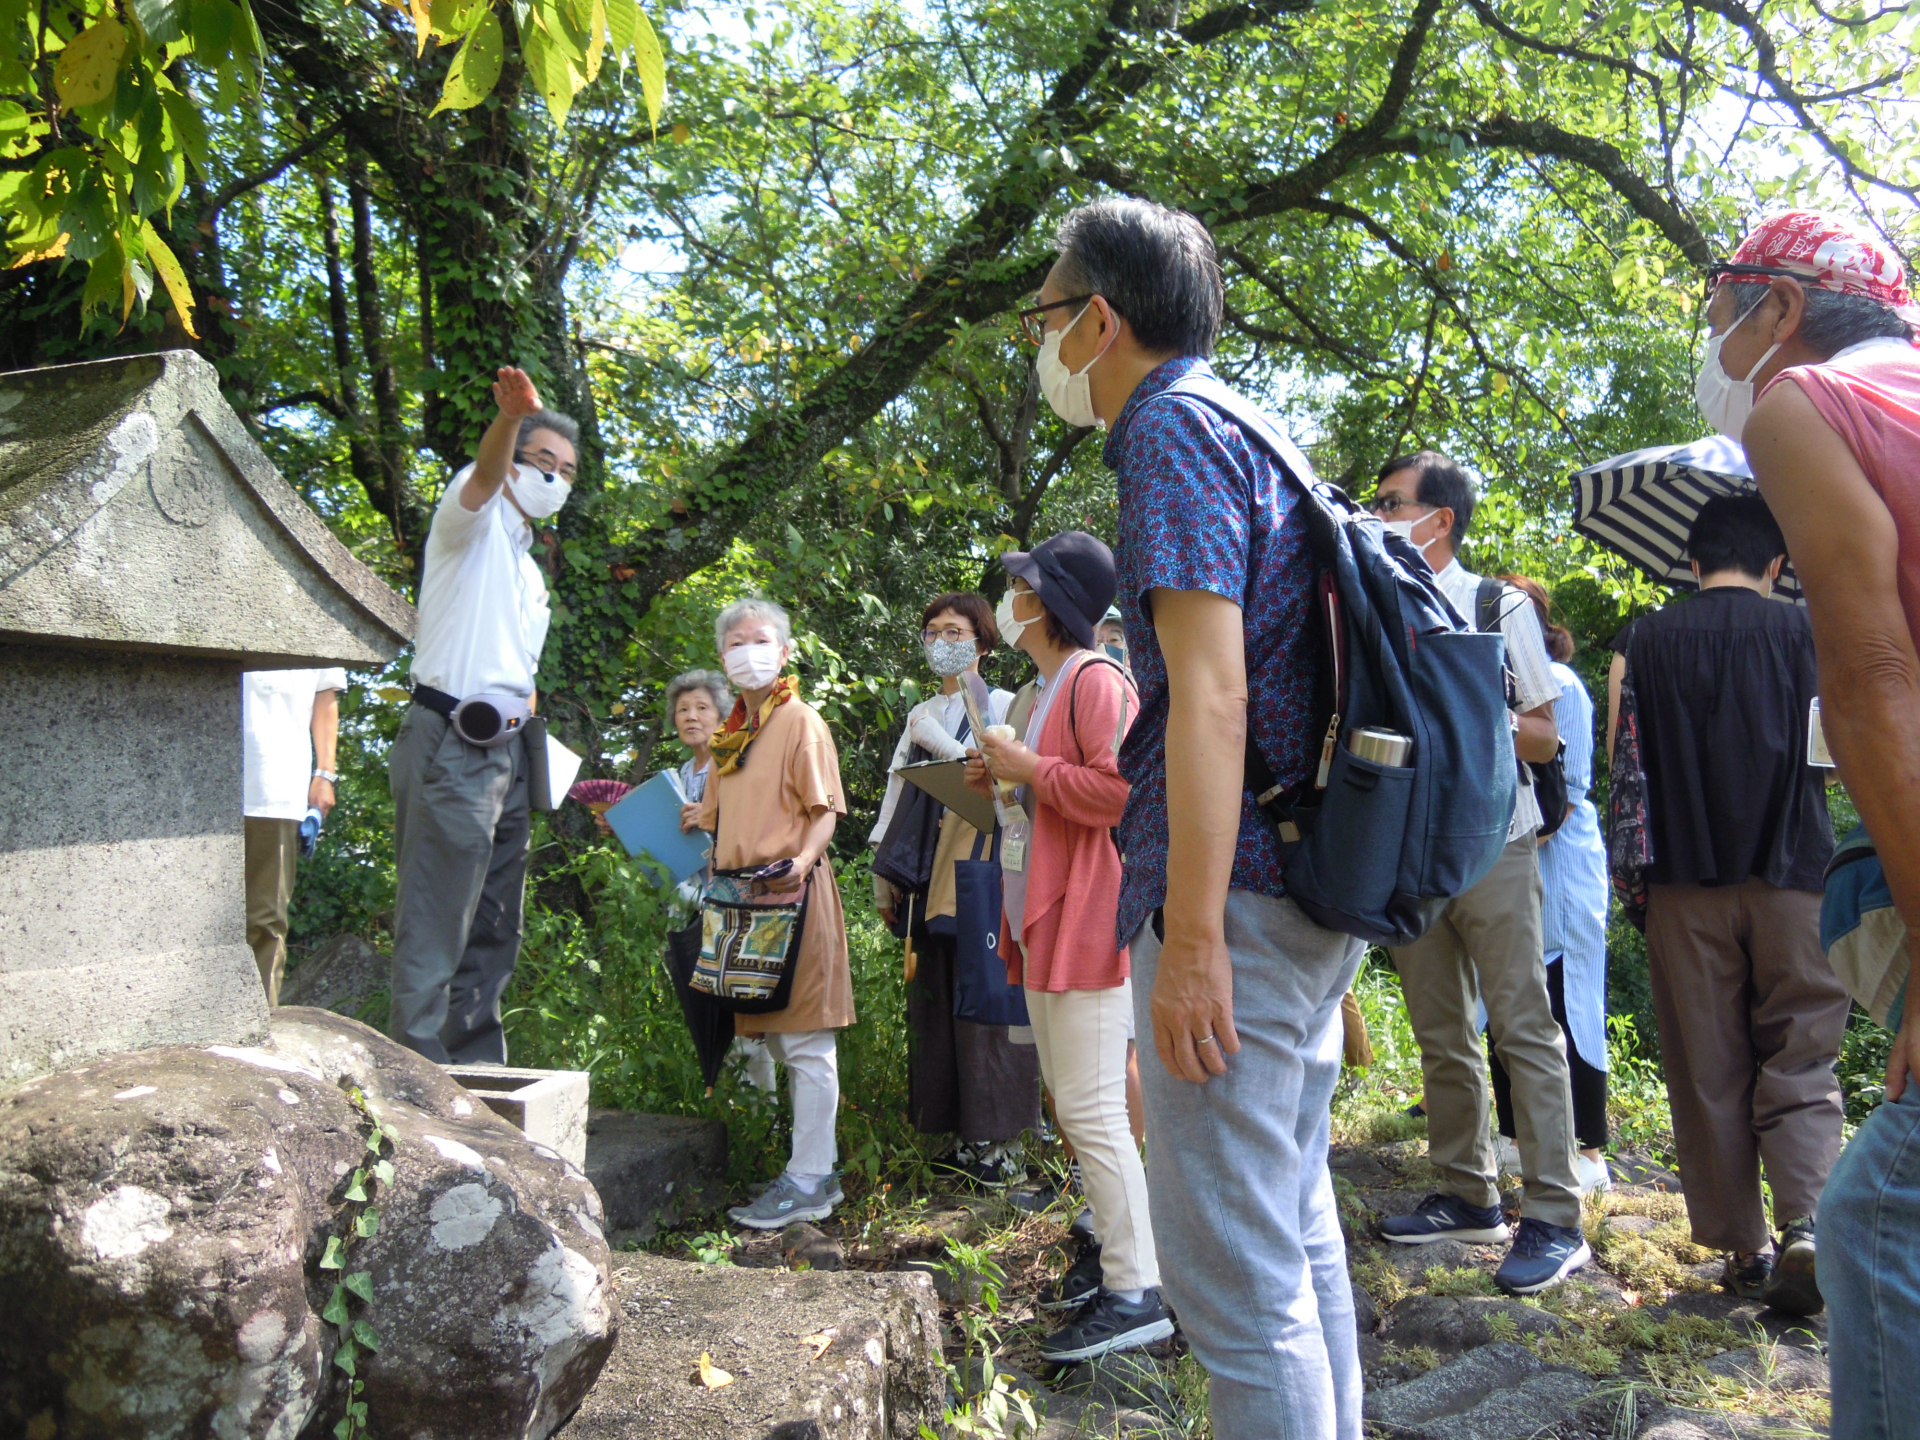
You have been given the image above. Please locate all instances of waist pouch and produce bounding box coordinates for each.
[693,866,812,1014]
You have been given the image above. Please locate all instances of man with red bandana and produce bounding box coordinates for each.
[1733,210,1920,1439]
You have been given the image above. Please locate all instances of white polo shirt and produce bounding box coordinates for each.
[243,668,348,820]
[410,466,552,701]
[1433,560,1559,842]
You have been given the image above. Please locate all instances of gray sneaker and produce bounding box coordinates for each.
[729,1173,836,1230]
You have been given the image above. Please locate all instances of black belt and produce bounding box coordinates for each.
[412,684,459,718]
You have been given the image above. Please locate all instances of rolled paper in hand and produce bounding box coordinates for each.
[982,724,1019,801]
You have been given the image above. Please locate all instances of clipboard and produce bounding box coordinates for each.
[603,771,714,884]
[898,759,998,834]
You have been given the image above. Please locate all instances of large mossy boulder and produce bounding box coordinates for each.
[0,1008,615,1439]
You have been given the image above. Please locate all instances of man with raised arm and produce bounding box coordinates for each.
[1731,210,1920,1440]
[389,366,578,1065]
[1022,195,1363,1440]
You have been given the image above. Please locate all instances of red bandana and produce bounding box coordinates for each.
[1725,210,1920,342]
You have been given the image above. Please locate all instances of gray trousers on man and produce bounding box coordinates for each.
[1390,831,1583,1228]
[1132,890,1366,1440]
[389,704,531,1064]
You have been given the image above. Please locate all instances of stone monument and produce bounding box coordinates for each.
[0,348,414,1080]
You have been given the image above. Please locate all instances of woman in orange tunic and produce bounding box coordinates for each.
[691,597,853,1229]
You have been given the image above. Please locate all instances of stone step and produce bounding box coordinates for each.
[567,1252,943,1438]
[584,1108,729,1245]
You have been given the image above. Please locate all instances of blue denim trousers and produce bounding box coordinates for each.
[1131,889,1366,1440]
[1822,1083,1920,1440]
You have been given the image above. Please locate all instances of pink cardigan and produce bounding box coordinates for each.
[1000,656,1138,992]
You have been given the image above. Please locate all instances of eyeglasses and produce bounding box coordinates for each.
[1702,263,1800,302]
[922,625,976,644]
[1366,494,1430,517]
[1016,294,1095,346]
[516,448,578,482]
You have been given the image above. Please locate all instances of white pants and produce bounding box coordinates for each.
[1027,981,1159,1293]
[760,1029,840,1179]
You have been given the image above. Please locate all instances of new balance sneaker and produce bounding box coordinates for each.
[1724,1249,1773,1300]
[729,1172,836,1230]
[1494,1217,1591,1295]
[1761,1217,1822,1316]
[1038,1242,1105,1312]
[1377,1193,1511,1246]
[1035,1288,1176,1362]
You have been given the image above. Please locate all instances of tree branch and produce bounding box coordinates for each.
[199,118,346,223]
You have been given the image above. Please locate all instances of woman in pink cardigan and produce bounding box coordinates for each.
[971,531,1171,1363]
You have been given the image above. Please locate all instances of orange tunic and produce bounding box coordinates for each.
[695,696,854,1035]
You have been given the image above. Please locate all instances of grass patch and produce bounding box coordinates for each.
[1423,1265,1497,1297]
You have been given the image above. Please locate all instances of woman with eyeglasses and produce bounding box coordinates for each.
[870,592,1042,1186]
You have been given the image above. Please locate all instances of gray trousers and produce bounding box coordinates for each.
[1132,890,1366,1440]
[1391,831,1583,1228]
[388,705,531,1064]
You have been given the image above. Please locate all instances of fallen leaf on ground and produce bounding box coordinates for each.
[800,1329,837,1361]
[696,1352,734,1389]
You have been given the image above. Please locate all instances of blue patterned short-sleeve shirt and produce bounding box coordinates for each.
[1108,356,1324,945]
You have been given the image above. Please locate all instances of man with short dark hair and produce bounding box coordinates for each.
[1027,194,1365,1438]
[1722,211,1920,1422]
[1370,454,1590,1296]
[1604,492,1846,1315]
[389,367,578,1064]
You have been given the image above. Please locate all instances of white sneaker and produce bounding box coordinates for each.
[1575,1153,1612,1194]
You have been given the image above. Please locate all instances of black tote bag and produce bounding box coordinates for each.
[952,826,1029,1027]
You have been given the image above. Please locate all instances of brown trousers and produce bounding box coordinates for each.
[244,816,300,1006]
[1644,881,1851,1252]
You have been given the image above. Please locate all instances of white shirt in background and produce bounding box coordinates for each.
[868,685,1015,843]
[243,669,348,819]
[1431,560,1559,842]
[410,465,552,701]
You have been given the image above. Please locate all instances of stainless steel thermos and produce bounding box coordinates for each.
[1348,727,1413,767]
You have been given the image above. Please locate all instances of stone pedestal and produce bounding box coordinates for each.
[0,350,413,1081]
[444,1064,591,1169]
[584,1108,729,1243]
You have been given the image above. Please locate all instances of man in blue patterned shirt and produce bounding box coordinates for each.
[1021,196,1366,1439]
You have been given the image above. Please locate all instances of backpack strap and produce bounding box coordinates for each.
[1476,576,1502,634]
[1007,681,1040,744]
[1063,653,1136,762]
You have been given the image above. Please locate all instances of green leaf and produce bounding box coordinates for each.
[354,1210,380,1238]
[334,1419,351,1440]
[373,1159,396,1186]
[333,1336,358,1376]
[631,5,665,128]
[522,16,579,126]
[430,6,502,115]
[343,1271,376,1302]
[54,18,128,109]
[186,0,234,61]
[322,1284,351,1326]
[343,1169,370,1203]
[320,1235,346,1271]
[352,1319,382,1352]
[603,0,635,56]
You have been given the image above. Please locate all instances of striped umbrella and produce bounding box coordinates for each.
[1569,435,1801,602]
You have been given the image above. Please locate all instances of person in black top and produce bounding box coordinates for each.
[1605,494,1848,1317]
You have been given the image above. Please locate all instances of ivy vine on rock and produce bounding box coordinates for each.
[318,1077,396,1440]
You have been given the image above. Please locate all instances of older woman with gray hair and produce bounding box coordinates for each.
[688,597,852,1228]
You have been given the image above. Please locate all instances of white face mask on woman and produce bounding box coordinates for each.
[722,642,785,689]
[994,589,1033,647]
[1036,303,1116,430]
[1694,290,1782,440]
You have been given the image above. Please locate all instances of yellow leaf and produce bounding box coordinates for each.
[522,17,579,126]
[141,221,199,339]
[1490,372,1509,395]
[10,232,69,266]
[54,18,127,109]
[430,7,503,114]
[375,686,412,704]
[120,266,136,323]
[609,701,626,715]
[670,121,690,143]
[695,1353,733,1389]
[631,6,665,128]
[410,0,432,54]
[800,1330,836,1361]
[584,0,605,83]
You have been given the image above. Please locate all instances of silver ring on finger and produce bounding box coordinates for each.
[1196,1034,1217,1046]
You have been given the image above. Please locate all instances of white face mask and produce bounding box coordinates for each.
[1036,303,1116,430]
[1694,291,1782,440]
[995,589,1033,647]
[506,461,572,520]
[722,641,785,689]
[1383,514,1439,556]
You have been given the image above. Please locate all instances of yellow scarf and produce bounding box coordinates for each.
[708,676,799,776]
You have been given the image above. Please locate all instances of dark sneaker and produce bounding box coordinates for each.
[1039,1242,1105,1312]
[1762,1218,1822,1316]
[1494,1217,1591,1295]
[1724,1250,1773,1300]
[729,1173,836,1230]
[1036,1288,1176,1362]
[1068,1206,1098,1250]
[1378,1193,1511,1246]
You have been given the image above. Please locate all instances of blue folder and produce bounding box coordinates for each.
[604,771,713,885]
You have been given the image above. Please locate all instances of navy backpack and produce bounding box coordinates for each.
[1154,373,1515,946]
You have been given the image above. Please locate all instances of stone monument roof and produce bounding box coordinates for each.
[0,349,414,667]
